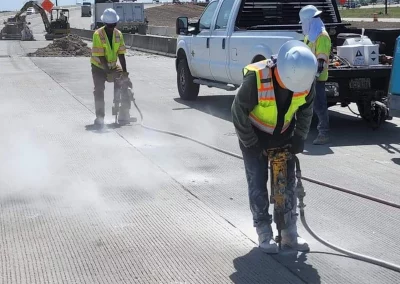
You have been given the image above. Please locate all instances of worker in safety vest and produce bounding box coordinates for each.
[231,40,318,253]
[299,5,332,145]
[91,8,132,126]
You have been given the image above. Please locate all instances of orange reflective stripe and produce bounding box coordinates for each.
[92,47,104,53]
[293,92,307,98]
[273,68,286,89]
[258,69,274,92]
[249,113,275,134]
[259,97,274,101]
[98,29,106,44]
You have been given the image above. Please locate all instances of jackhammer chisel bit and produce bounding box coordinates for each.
[267,145,292,250]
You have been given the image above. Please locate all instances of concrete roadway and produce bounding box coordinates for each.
[0,12,400,284]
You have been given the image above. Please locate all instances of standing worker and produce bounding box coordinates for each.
[299,5,332,145]
[231,40,318,253]
[91,8,132,126]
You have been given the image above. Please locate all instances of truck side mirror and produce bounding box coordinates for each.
[176,17,188,35]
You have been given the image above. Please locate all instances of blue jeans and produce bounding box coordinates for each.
[314,81,330,136]
[240,142,296,231]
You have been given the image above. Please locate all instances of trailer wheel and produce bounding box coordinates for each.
[177,58,200,101]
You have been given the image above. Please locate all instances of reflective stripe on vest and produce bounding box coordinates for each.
[244,60,309,135]
[90,27,122,70]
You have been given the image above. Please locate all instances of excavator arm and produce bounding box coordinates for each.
[14,1,51,33]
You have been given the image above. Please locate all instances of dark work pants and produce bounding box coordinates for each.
[91,64,131,118]
[314,81,330,136]
[239,141,296,232]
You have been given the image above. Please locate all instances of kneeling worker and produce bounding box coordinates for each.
[231,40,318,253]
[91,8,132,126]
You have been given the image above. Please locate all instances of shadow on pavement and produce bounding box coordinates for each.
[85,123,122,133]
[273,251,321,284]
[174,95,400,155]
[392,158,400,165]
[230,248,320,284]
[174,95,235,122]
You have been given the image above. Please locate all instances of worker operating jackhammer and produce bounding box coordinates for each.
[91,8,132,127]
[231,40,318,253]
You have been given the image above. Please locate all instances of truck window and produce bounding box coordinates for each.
[235,0,339,28]
[199,1,219,30]
[214,0,235,30]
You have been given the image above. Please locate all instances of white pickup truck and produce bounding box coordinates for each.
[174,0,341,100]
[174,0,395,129]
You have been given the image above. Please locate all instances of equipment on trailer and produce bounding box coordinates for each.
[46,7,71,40]
[11,1,70,41]
[0,15,33,41]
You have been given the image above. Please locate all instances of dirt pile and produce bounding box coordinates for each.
[28,34,91,57]
[145,3,205,27]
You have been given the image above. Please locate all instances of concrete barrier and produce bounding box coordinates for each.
[147,25,176,37]
[71,28,177,57]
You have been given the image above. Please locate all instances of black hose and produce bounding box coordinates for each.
[133,100,400,210]
[132,99,400,272]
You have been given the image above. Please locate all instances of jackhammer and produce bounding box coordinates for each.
[266,145,300,250]
[112,73,137,125]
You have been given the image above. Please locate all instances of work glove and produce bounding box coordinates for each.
[290,135,305,154]
[106,70,115,83]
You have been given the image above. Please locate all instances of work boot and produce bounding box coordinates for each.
[257,224,279,254]
[313,134,330,145]
[281,223,309,252]
[94,117,104,126]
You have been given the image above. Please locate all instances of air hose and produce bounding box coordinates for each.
[132,100,400,273]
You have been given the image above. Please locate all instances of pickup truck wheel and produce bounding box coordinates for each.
[177,58,199,100]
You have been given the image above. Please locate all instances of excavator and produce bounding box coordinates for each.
[0,1,70,41]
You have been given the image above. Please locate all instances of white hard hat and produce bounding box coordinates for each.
[276,40,318,92]
[299,5,322,24]
[101,8,119,24]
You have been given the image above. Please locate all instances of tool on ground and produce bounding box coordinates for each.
[266,145,293,251]
[112,73,137,125]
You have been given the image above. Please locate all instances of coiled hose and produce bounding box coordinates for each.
[132,99,400,273]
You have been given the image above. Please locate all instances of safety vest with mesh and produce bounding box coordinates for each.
[244,60,309,135]
[304,30,331,81]
[91,26,127,70]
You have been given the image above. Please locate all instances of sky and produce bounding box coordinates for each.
[0,0,157,11]
[0,0,79,11]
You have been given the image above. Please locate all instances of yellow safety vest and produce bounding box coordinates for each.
[304,30,331,81]
[244,60,309,135]
[91,26,127,70]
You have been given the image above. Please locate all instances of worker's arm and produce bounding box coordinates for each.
[315,34,332,79]
[118,55,127,73]
[294,81,315,140]
[231,71,259,148]
[118,34,128,72]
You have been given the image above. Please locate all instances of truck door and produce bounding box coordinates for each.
[209,0,236,82]
[189,1,218,80]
